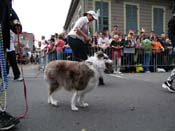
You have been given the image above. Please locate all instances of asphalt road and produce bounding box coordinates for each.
[6,65,175,131]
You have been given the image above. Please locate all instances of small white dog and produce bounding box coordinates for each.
[44,51,113,111]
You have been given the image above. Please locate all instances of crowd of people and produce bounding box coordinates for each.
[36,24,173,73]
[0,0,175,129]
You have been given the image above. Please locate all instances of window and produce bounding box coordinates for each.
[125,4,138,34]
[153,7,165,35]
[95,1,109,32]
[78,6,82,18]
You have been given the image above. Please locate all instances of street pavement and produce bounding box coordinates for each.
[6,64,175,131]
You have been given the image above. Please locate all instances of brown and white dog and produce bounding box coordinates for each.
[44,51,113,111]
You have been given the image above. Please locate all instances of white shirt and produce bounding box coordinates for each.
[6,31,16,52]
[98,37,110,45]
[40,39,47,50]
[68,16,89,42]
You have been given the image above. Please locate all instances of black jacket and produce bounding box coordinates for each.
[168,17,175,47]
[0,0,22,49]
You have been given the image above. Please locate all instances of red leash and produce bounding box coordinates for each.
[15,29,28,119]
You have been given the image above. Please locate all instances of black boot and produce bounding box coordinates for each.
[99,77,105,86]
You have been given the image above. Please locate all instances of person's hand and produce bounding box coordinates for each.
[15,25,21,33]
[161,47,165,52]
[173,47,175,52]
[85,36,92,43]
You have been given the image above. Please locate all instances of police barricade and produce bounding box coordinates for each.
[40,47,174,73]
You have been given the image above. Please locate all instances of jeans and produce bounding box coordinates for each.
[143,53,151,72]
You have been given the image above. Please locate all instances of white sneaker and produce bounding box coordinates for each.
[162,81,175,93]
[14,77,23,81]
[116,71,122,74]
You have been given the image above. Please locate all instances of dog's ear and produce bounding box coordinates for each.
[96,51,104,59]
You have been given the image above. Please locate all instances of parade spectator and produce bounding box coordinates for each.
[6,30,23,81]
[110,25,120,37]
[48,38,56,62]
[98,31,110,50]
[135,36,144,68]
[105,30,112,40]
[159,33,172,49]
[127,29,135,40]
[40,35,48,67]
[138,28,147,41]
[67,10,98,61]
[91,34,98,47]
[54,33,59,44]
[123,34,136,72]
[55,34,65,60]
[63,42,72,60]
[141,39,154,73]
[135,36,142,48]
[151,36,164,72]
[159,32,167,48]
[148,30,156,41]
[151,36,164,53]
[40,36,48,51]
[110,34,123,73]
[159,33,173,70]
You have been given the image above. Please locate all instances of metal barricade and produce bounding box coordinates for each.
[40,47,175,73]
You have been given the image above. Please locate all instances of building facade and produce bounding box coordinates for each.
[64,0,174,36]
[14,32,35,55]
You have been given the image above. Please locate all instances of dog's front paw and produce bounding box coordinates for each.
[79,102,89,107]
[71,105,79,111]
[52,101,58,106]
[48,98,58,106]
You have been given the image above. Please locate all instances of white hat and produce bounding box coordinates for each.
[84,10,98,20]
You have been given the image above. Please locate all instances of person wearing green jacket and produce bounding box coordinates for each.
[141,39,154,73]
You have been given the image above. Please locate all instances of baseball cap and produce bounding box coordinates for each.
[83,10,98,20]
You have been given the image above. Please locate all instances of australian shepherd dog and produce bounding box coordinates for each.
[44,51,113,111]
